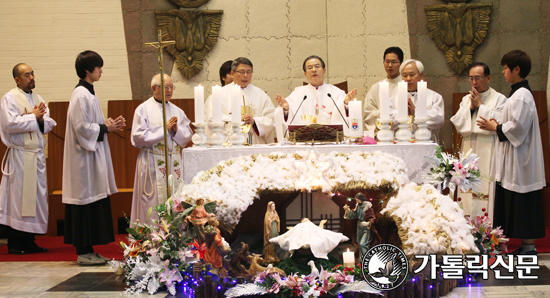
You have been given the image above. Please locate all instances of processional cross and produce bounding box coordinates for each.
[145,30,176,200]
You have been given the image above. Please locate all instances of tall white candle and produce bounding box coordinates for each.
[348,98,363,137]
[417,80,427,119]
[211,85,222,122]
[379,81,390,120]
[231,84,241,123]
[397,81,408,119]
[343,248,355,267]
[194,85,204,123]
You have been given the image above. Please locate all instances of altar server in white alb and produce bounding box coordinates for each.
[363,47,404,131]
[205,57,275,144]
[130,74,193,225]
[478,50,545,255]
[273,55,357,140]
[450,62,506,218]
[62,51,126,265]
[389,59,444,140]
[0,63,56,255]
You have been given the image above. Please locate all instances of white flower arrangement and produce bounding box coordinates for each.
[381,182,478,256]
[172,150,408,226]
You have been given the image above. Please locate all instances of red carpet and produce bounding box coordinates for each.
[505,227,550,254]
[0,234,128,262]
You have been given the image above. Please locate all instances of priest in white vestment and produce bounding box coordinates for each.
[450,62,506,218]
[364,47,404,131]
[478,50,545,255]
[389,59,444,141]
[0,63,56,255]
[62,51,126,265]
[273,55,357,141]
[130,74,192,225]
[205,57,275,144]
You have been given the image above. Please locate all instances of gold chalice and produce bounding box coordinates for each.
[301,115,317,125]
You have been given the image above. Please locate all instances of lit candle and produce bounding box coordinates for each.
[379,81,390,120]
[348,98,363,137]
[397,81,408,119]
[211,85,222,122]
[343,248,355,268]
[231,84,241,123]
[417,80,427,119]
[194,85,204,123]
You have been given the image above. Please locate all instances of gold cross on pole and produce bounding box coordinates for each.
[145,30,176,202]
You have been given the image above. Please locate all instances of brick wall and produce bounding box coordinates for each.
[0,0,132,115]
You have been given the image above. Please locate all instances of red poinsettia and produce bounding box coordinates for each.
[190,239,206,260]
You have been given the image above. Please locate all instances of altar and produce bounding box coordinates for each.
[182,143,438,184]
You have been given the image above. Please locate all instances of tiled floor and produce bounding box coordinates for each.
[0,254,550,297]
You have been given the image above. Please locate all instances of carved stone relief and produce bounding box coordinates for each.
[157,0,223,79]
[425,1,492,74]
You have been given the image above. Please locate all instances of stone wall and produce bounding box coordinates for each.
[0,0,132,114]
[407,0,550,147]
[121,0,411,111]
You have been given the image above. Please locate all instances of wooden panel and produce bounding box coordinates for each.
[46,102,70,193]
[107,100,141,188]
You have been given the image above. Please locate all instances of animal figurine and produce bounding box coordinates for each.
[228,242,250,277]
[307,260,319,278]
[247,254,286,277]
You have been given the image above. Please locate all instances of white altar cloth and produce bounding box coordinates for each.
[182,143,437,184]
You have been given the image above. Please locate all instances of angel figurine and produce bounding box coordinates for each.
[182,198,216,244]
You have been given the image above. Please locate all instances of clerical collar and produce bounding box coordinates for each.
[510,80,530,97]
[153,97,162,103]
[76,79,95,95]
[408,91,417,96]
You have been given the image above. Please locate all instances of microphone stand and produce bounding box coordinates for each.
[327,93,349,128]
[284,95,307,138]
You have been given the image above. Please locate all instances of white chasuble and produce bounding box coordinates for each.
[206,82,275,144]
[450,87,506,218]
[130,97,192,224]
[273,84,348,141]
[62,86,118,205]
[363,76,401,131]
[0,88,56,233]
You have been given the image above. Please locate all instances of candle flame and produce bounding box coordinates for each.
[346,248,350,252]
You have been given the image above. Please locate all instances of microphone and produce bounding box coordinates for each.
[327,93,349,128]
[284,95,307,138]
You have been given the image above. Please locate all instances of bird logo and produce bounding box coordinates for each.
[361,244,408,291]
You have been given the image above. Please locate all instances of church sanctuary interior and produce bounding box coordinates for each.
[1,0,550,297]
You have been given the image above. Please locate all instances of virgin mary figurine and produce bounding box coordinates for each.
[263,201,280,262]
